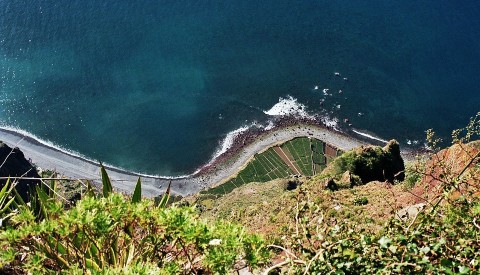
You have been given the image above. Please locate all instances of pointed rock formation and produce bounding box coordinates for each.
[0,141,40,201]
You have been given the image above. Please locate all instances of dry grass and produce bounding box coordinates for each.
[191,174,419,239]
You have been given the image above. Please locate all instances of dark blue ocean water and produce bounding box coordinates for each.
[1,1,479,175]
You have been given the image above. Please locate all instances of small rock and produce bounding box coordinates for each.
[396,203,426,222]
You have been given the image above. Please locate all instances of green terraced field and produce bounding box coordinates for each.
[204,147,294,195]
[281,137,314,176]
[203,137,339,196]
[311,139,324,154]
[311,138,326,166]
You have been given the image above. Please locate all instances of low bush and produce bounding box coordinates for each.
[353,196,368,206]
[0,168,269,274]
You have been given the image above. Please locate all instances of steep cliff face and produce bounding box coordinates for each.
[412,140,480,202]
[0,141,40,201]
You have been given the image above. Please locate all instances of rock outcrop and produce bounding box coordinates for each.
[0,141,40,201]
[396,203,426,221]
[351,140,405,184]
[411,140,480,202]
[322,140,405,186]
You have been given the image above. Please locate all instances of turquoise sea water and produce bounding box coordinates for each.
[1,1,479,175]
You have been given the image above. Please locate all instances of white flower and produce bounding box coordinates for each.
[209,239,222,246]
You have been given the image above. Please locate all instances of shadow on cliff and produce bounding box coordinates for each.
[0,142,40,202]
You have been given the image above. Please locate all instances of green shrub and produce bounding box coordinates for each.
[404,160,425,190]
[267,187,480,274]
[0,173,269,274]
[353,196,368,206]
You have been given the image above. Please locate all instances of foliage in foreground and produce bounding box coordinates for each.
[0,167,268,274]
[267,187,479,274]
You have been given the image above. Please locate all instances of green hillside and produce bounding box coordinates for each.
[1,114,480,274]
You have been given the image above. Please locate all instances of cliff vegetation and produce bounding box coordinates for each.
[0,113,479,274]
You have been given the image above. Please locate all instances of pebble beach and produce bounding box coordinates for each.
[0,120,371,197]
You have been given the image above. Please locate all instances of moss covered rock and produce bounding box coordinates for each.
[322,140,405,185]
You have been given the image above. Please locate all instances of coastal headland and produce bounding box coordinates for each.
[0,118,380,197]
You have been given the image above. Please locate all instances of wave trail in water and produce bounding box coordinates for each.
[208,125,250,164]
[351,129,388,144]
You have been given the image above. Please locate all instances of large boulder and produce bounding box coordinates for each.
[382,140,406,182]
[0,142,40,201]
[351,140,405,183]
[323,140,405,185]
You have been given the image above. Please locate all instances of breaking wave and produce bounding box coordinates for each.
[263,96,314,119]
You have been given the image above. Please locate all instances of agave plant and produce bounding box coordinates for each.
[0,164,268,273]
[0,179,16,226]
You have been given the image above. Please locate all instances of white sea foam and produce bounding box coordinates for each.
[263,96,313,119]
[0,125,190,179]
[351,129,388,143]
[3,120,273,179]
[320,116,339,130]
[1,125,91,160]
[264,121,275,131]
[203,125,250,167]
[406,139,421,146]
[200,96,316,172]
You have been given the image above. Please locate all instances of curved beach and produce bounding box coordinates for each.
[0,124,367,197]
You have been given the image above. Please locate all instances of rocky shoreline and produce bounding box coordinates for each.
[194,115,348,175]
[0,117,417,197]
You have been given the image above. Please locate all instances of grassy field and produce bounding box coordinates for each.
[202,137,340,196]
[310,138,327,174]
[203,147,294,195]
[281,137,314,176]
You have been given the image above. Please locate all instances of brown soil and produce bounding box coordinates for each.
[273,146,302,175]
[325,144,338,158]
[412,141,480,203]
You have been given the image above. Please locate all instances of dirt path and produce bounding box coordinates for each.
[273,146,302,175]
